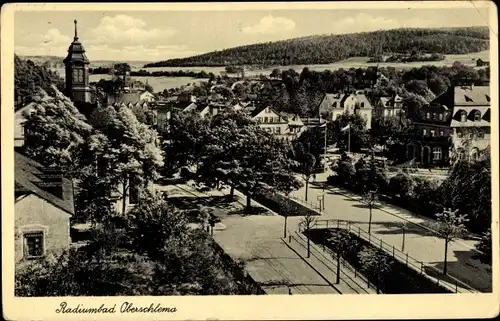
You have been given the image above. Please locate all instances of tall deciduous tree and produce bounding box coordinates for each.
[87,106,164,215]
[22,86,93,172]
[164,112,211,174]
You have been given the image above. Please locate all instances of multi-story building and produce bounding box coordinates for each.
[449,85,491,161]
[251,106,305,143]
[374,94,404,119]
[406,103,453,167]
[318,90,373,129]
[406,85,491,167]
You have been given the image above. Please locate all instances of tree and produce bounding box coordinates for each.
[389,173,414,201]
[87,106,164,215]
[145,83,154,93]
[358,247,394,294]
[278,197,301,238]
[163,112,211,174]
[126,192,191,260]
[328,229,359,284]
[300,211,317,258]
[430,209,469,275]
[270,68,282,79]
[473,228,492,266]
[329,113,370,153]
[14,55,65,108]
[22,85,93,172]
[295,152,316,202]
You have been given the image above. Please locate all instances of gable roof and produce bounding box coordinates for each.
[250,106,279,118]
[454,86,490,106]
[15,152,74,215]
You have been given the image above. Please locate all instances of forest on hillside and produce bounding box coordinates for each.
[145,27,489,68]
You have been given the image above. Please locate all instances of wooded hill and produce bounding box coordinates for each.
[145,27,489,67]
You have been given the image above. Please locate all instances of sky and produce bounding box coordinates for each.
[14,7,491,62]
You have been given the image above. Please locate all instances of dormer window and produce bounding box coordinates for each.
[474,111,481,121]
[438,113,443,120]
[360,102,364,107]
[460,111,467,122]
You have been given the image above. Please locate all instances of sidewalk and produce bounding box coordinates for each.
[290,174,492,293]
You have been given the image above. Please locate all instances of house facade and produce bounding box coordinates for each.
[374,94,404,118]
[319,91,373,129]
[15,152,74,264]
[407,103,453,167]
[449,86,491,161]
[251,106,305,143]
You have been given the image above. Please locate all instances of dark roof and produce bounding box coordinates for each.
[63,39,90,64]
[15,152,74,215]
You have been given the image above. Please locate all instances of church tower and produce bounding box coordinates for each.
[63,20,91,103]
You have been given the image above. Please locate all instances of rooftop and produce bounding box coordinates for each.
[15,152,74,215]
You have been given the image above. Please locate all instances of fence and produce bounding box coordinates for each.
[290,231,378,294]
[299,219,477,294]
[289,194,323,212]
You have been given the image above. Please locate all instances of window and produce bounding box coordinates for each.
[73,69,84,83]
[430,130,436,137]
[24,232,44,259]
[438,113,444,120]
[478,131,485,139]
[426,112,430,119]
[474,111,481,121]
[439,130,444,137]
[129,185,140,205]
[264,117,268,123]
[276,127,281,134]
[332,102,337,108]
[460,111,467,122]
[433,113,437,120]
[423,129,427,136]
[457,130,463,138]
[433,147,442,160]
[360,102,364,107]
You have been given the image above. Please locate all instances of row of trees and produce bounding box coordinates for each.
[145,27,489,67]
[164,109,303,210]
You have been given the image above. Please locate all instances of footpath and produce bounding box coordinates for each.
[289,172,492,293]
[165,182,376,295]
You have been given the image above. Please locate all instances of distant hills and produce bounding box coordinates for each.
[18,55,152,69]
[144,26,490,68]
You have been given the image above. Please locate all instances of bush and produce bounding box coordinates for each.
[389,173,415,200]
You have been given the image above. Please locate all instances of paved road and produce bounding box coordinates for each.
[290,171,492,292]
[163,182,375,295]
